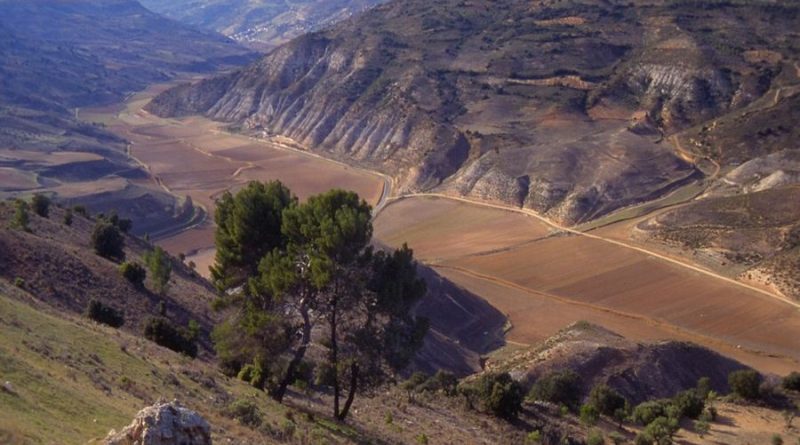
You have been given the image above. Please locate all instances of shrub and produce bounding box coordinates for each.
[119,262,146,288]
[588,384,627,416]
[402,371,429,394]
[527,370,582,409]
[91,221,125,260]
[783,372,800,391]
[643,416,678,444]
[415,433,429,445]
[672,389,705,419]
[772,434,784,445]
[525,430,542,444]
[101,211,132,233]
[729,369,761,400]
[422,370,459,396]
[143,317,197,358]
[144,246,172,295]
[634,432,653,445]
[63,209,73,226]
[86,300,124,328]
[696,376,712,399]
[580,403,600,426]
[73,205,87,216]
[31,194,50,218]
[693,419,710,437]
[632,400,669,426]
[12,200,30,232]
[226,399,261,428]
[14,277,25,288]
[461,372,523,420]
[608,431,626,445]
[587,430,604,445]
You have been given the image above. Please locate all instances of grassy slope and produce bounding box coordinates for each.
[0,282,246,444]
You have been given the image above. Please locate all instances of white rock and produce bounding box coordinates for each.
[105,400,211,445]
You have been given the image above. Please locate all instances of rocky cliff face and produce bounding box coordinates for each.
[148,0,800,225]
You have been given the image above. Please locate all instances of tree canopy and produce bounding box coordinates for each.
[211,182,428,420]
[210,181,295,292]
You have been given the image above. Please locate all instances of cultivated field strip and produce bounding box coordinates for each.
[374,196,800,374]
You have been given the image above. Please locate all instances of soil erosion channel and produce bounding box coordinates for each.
[88,85,800,376]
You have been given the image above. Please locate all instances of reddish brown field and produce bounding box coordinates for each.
[374,196,800,375]
[90,87,385,276]
[374,196,553,261]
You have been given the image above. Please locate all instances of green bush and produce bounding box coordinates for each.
[772,434,783,445]
[31,194,50,218]
[632,400,669,426]
[580,403,599,426]
[423,370,459,396]
[119,262,146,288]
[728,369,761,400]
[694,419,710,437]
[608,431,626,445]
[226,399,261,427]
[696,376,712,399]
[143,317,197,358]
[86,299,124,328]
[588,384,627,416]
[144,246,172,295]
[12,200,30,232]
[783,372,800,391]
[73,205,87,216]
[91,221,125,260]
[14,277,25,288]
[672,389,705,419]
[527,370,582,409]
[643,416,678,445]
[461,372,523,420]
[587,430,604,445]
[525,430,542,444]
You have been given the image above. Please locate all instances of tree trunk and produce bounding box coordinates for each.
[337,363,359,421]
[272,299,312,403]
[330,295,340,418]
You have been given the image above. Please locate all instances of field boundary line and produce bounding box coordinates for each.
[392,193,800,311]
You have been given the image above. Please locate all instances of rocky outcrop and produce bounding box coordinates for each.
[105,401,211,445]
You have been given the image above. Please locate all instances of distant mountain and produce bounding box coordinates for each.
[139,0,386,48]
[149,0,800,225]
[0,0,253,112]
[0,0,255,232]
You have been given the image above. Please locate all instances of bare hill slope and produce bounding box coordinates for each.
[148,0,800,225]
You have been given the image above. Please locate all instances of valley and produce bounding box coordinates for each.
[82,84,387,275]
[87,84,800,379]
[2,1,800,443]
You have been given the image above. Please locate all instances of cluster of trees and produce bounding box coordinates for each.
[9,193,51,232]
[91,212,131,261]
[210,181,429,420]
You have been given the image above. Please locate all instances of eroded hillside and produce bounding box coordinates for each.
[148,0,800,225]
[139,0,386,49]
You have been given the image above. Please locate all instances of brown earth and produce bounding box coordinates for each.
[374,196,800,375]
[85,85,385,272]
